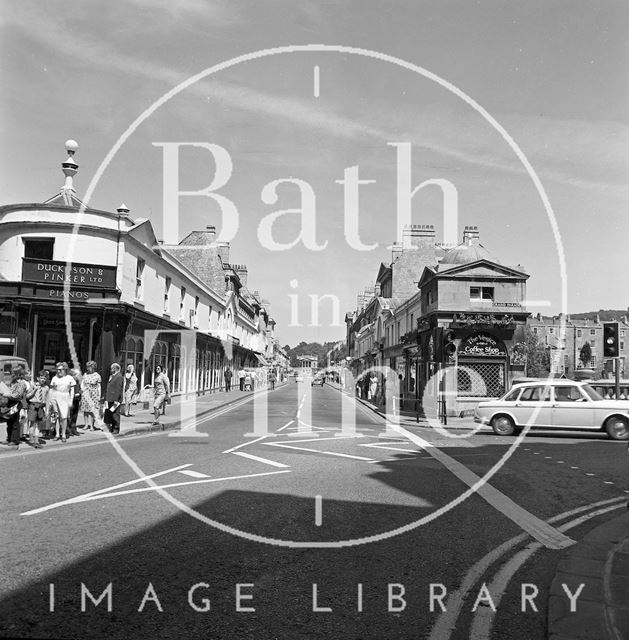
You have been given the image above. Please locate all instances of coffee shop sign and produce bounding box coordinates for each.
[460,333,506,357]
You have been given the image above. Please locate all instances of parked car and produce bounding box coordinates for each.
[474,379,629,440]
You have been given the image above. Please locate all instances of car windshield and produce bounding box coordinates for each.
[581,384,604,401]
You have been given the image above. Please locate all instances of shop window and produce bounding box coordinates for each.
[135,259,145,300]
[24,238,54,260]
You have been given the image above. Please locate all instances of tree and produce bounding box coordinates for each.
[579,341,592,368]
[513,327,550,377]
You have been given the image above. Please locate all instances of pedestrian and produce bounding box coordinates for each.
[368,373,378,401]
[0,364,29,448]
[123,364,138,416]
[103,362,124,435]
[224,367,232,392]
[244,370,252,392]
[152,364,170,427]
[80,360,102,430]
[25,370,49,448]
[68,368,83,436]
[268,369,276,391]
[49,362,75,442]
[238,367,245,391]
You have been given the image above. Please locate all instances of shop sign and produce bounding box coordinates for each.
[492,302,522,308]
[459,333,506,357]
[22,258,117,288]
[26,286,119,302]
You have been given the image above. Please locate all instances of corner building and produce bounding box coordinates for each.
[0,142,275,394]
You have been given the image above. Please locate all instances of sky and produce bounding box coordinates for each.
[1,0,628,346]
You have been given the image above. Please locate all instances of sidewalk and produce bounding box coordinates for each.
[0,383,285,454]
[548,510,629,639]
[327,380,473,429]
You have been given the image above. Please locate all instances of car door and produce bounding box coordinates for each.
[510,385,552,427]
[551,384,595,429]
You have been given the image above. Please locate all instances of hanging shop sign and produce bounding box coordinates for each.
[459,333,507,358]
[22,258,117,289]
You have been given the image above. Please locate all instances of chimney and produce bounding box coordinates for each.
[117,203,131,220]
[205,225,216,243]
[216,242,230,265]
[391,242,403,262]
[402,224,435,249]
[60,139,79,205]
[462,225,480,244]
[233,264,248,288]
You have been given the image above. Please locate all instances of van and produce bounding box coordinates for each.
[0,356,30,378]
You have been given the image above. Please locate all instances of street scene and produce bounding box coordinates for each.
[2,2,628,639]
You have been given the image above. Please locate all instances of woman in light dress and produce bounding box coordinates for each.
[49,362,75,442]
[80,360,102,430]
[123,364,138,417]
[152,365,171,426]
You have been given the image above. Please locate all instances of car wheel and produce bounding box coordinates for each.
[491,415,515,436]
[605,416,629,441]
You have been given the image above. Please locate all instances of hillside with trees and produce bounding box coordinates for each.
[283,341,347,368]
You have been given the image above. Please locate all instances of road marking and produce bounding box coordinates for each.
[178,470,211,478]
[272,435,364,445]
[313,65,320,97]
[24,471,291,513]
[266,442,375,461]
[315,495,322,526]
[232,451,290,468]
[21,464,194,515]
[571,466,579,469]
[428,495,628,640]
[392,424,574,549]
[276,420,294,432]
[223,435,268,454]
[468,501,626,640]
[604,481,615,485]
[586,473,596,476]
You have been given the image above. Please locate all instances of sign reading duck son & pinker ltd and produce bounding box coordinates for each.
[459,333,507,358]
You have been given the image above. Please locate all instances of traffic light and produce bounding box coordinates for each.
[603,322,620,358]
[443,330,457,357]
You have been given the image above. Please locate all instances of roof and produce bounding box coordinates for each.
[438,241,499,268]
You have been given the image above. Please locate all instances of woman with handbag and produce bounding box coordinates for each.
[0,365,29,448]
[123,364,138,417]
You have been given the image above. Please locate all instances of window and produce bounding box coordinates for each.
[163,277,171,314]
[470,286,493,301]
[533,327,538,334]
[194,296,199,327]
[179,286,186,321]
[410,313,414,330]
[135,259,145,300]
[590,329,596,336]
[621,341,625,351]
[554,385,586,402]
[590,356,596,368]
[621,331,626,338]
[577,329,582,338]
[548,328,554,334]
[564,354,570,367]
[503,388,521,401]
[24,238,54,260]
[397,322,401,342]
[520,386,551,402]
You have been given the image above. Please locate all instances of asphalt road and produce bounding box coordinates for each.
[1,382,627,639]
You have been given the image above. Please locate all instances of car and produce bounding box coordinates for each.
[311,375,325,386]
[474,379,629,440]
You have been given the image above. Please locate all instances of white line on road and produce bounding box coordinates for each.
[222,435,268,454]
[315,495,322,526]
[392,424,574,550]
[266,442,375,461]
[276,420,295,432]
[232,451,290,468]
[24,470,292,513]
[21,464,194,515]
[271,435,365,445]
[428,495,628,640]
[178,470,212,478]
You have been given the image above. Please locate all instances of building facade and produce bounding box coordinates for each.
[0,141,278,395]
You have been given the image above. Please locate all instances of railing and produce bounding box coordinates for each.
[590,379,629,400]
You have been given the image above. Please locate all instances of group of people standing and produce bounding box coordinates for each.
[224,368,277,392]
[0,361,145,449]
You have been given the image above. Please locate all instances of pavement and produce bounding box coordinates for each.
[0,382,286,454]
[329,381,629,640]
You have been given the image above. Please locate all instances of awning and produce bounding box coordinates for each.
[255,353,269,366]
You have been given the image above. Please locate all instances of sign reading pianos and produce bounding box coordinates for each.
[459,333,506,358]
[21,258,118,301]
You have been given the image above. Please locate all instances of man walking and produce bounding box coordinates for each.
[103,363,124,435]
[268,369,276,391]
[224,367,232,392]
[238,367,245,391]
